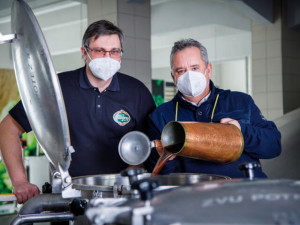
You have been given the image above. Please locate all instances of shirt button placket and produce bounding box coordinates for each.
[97,95,101,109]
[95,89,101,120]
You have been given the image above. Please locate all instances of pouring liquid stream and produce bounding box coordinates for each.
[151,143,182,177]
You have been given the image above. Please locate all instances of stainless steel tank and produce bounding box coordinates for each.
[261,108,300,179]
[85,179,300,225]
[72,173,230,199]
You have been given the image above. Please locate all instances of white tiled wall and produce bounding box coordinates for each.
[87,0,118,24]
[86,0,152,91]
[87,0,151,90]
[117,0,152,91]
[252,4,300,119]
[281,4,300,114]
[251,19,284,120]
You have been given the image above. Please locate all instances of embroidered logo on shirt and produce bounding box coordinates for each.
[113,110,131,126]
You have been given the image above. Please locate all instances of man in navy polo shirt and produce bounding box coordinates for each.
[144,39,281,178]
[0,20,155,204]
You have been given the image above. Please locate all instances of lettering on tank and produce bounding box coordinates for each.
[201,193,300,208]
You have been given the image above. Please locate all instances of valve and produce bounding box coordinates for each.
[42,182,52,193]
[69,198,88,216]
[131,178,160,201]
[239,162,261,180]
[120,168,146,185]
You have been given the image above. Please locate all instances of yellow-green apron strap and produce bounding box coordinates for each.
[210,94,219,122]
[175,101,178,121]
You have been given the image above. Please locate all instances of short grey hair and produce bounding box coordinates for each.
[170,38,209,72]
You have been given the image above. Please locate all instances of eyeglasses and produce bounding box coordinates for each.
[85,46,123,58]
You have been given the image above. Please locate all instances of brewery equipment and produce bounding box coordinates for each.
[1,1,300,225]
[1,1,230,224]
[85,178,300,225]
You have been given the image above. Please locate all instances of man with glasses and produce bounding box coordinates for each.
[0,20,155,203]
[144,38,281,178]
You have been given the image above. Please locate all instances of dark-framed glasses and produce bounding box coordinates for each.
[85,46,123,58]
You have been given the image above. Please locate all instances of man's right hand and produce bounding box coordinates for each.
[0,115,40,204]
[13,181,40,204]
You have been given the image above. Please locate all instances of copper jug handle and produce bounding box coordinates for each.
[150,140,162,148]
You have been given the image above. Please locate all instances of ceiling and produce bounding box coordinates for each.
[0,0,86,18]
[150,0,253,81]
[0,0,269,80]
[0,0,88,72]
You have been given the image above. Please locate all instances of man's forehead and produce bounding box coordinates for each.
[90,34,121,45]
[174,48,202,61]
[173,56,203,68]
[174,63,200,69]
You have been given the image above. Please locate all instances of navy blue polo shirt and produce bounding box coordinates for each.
[10,66,156,177]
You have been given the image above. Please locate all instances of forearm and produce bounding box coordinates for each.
[0,115,28,186]
[241,122,281,159]
[239,97,281,159]
[0,115,40,203]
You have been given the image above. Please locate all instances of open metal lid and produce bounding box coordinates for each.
[118,131,151,165]
[10,0,72,172]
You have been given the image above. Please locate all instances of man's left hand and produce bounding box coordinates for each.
[220,118,241,131]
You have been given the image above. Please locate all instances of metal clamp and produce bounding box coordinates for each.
[58,165,81,198]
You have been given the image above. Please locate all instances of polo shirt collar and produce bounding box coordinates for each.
[106,73,120,92]
[79,66,120,92]
[181,92,211,107]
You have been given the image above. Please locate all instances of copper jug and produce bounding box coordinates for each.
[160,121,244,164]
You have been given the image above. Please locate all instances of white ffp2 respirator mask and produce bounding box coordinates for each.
[86,50,121,81]
[176,70,207,97]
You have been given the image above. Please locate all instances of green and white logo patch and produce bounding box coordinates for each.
[113,110,131,126]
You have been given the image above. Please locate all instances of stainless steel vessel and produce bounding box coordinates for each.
[86,179,300,225]
[72,173,230,198]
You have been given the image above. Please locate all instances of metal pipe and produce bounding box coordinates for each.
[19,194,71,214]
[10,212,74,225]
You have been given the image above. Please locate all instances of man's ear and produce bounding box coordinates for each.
[207,63,212,79]
[81,47,87,61]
